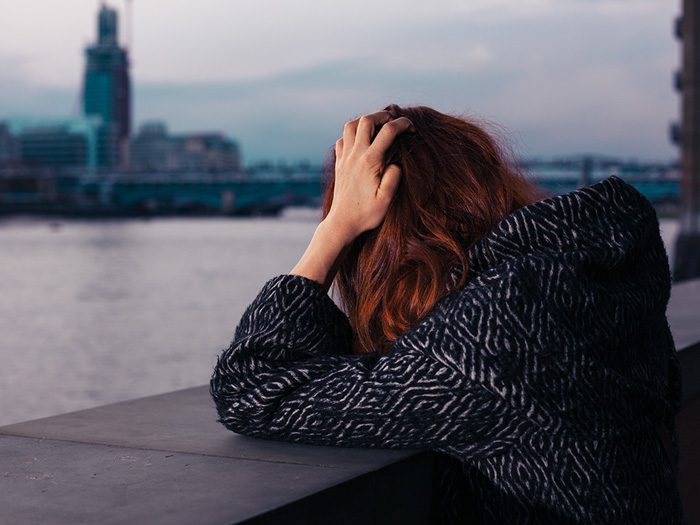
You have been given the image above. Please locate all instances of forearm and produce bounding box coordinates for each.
[289,217,356,292]
[210,271,513,453]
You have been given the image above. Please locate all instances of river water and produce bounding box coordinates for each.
[0,209,682,427]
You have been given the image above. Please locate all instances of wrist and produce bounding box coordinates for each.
[289,217,355,291]
[320,213,358,246]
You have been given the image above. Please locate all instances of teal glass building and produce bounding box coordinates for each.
[83,4,130,168]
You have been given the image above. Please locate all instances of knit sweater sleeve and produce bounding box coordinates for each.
[209,273,513,454]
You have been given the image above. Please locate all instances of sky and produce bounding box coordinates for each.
[0,0,681,165]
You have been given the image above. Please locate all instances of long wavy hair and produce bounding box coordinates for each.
[321,104,548,355]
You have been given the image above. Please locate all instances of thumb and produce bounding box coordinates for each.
[377,164,402,202]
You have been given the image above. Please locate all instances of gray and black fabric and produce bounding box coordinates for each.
[209,175,685,524]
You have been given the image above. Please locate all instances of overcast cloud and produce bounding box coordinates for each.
[0,0,680,164]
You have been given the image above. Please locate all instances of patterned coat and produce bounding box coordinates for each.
[209,175,685,524]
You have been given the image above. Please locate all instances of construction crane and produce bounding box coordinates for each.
[125,0,133,52]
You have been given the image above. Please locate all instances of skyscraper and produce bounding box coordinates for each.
[83,3,131,168]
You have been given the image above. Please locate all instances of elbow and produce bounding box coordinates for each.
[209,344,286,439]
[209,380,254,436]
[209,366,269,438]
[209,358,247,434]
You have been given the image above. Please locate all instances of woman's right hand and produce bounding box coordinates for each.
[325,111,415,243]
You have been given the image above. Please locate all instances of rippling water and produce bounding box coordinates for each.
[0,210,681,427]
[0,210,321,426]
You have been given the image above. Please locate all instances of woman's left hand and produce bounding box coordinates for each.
[325,111,415,242]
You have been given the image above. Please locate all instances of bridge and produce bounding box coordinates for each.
[0,169,326,216]
[86,175,325,216]
[0,159,681,217]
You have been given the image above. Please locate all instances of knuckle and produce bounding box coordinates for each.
[358,115,372,126]
[363,150,379,165]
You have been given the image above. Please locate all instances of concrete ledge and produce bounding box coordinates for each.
[0,384,435,524]
[668,277,700,402]
[1,277,699,524]
[1,434,416,525]
[0,384,416,471]
[664,277,700,525]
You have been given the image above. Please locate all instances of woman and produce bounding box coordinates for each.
[209,104,685,524]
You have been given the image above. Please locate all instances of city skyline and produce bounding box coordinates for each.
[0,0,679,164]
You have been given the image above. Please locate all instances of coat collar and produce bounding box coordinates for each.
[448,175,662,288]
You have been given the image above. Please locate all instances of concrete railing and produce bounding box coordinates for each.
[668,277,700,525]
[1,278,699,524]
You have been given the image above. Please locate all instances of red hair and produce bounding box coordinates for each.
[321,104,547,355]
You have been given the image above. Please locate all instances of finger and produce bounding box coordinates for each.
[355,111,393,150]
[376,164,402,203]
[342,117,361,151]
[367,117,415,159]
[335,138,343,161]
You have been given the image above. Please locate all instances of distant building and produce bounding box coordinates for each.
[0,123,19,166]
[129,122,176,171]
[177,133,241,171]
[1,3,243,178]
[0,117,102,170]
[130,122,241,172]
[83,4,130,168]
